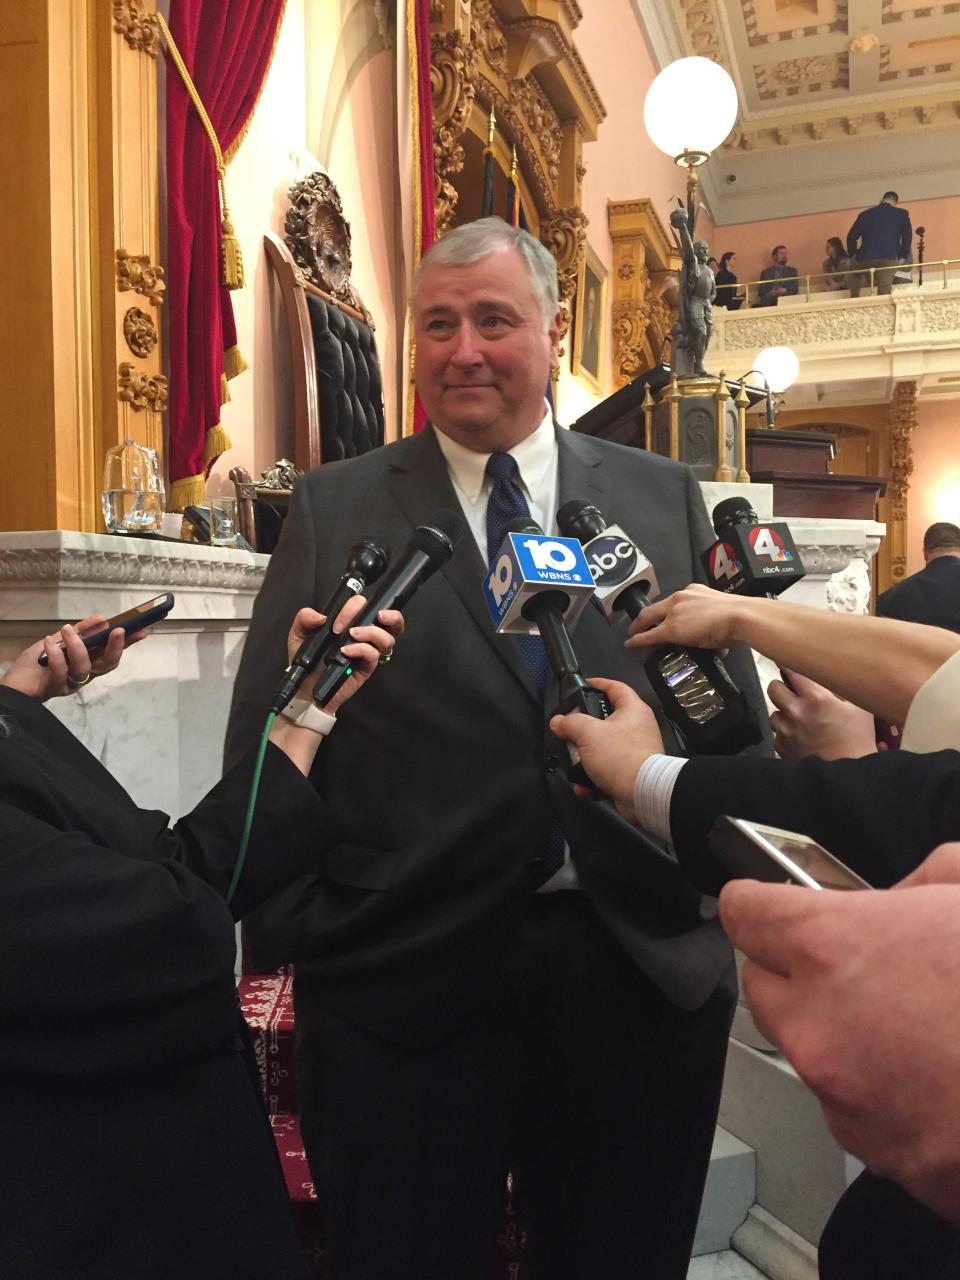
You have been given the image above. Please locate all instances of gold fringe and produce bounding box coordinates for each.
[220,373,231,405]
[204,423,233,465]
[223,344,249,381]
[169,473,207,512]
[223,0,288,166]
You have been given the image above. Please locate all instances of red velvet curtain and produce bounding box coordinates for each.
[165,0,285,508]
[412,0,435,433]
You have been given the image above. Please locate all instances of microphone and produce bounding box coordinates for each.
[484,516,610,785]
[310,509,465,709]
[556,499,762,755]
[702,497,805,598]
[270,538,390,714]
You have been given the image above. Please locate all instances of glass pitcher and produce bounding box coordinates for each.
[102,438,165,534]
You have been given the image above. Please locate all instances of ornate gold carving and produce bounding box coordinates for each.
[122,307,158,358]
[284,171,369,319]
[116,249,165,306]
[540,207,588,340]
[118,362,168,412]
[612,299,653,384]
[888,381,918,581]
[508,76,562,189]
[430,0,444,18]
[431,30,480,235]
[113,1,160,56]
[472,0,508,75]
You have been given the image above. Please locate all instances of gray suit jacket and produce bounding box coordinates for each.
[225,426,768,1046]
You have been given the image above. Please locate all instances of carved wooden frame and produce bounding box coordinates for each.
[430,1,605,339]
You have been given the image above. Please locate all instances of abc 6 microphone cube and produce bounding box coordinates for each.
[483,533,594,635]
[580,525,660,621]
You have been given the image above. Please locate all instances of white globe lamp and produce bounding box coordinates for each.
[643,57,739,168]
[754,346,800,394]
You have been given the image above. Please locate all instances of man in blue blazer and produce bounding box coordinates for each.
[226,218,770,1280]
[847,191,912,296]
[878,522,960,633]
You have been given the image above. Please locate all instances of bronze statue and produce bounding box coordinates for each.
[669,206,715,378]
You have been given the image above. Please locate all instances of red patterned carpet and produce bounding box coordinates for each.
[239,971,528,1278]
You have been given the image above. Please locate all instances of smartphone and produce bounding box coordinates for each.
[709,815,872,890]
[37,593,175,666]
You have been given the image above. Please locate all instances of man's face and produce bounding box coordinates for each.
[413,247,560,453]
[774,247,789,266]
[694,241,709,263]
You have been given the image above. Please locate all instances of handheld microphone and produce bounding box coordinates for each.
[486,516,610,786]
[556,499,762,755]
[270,538,391,714]
[310,509,465,709]
[702,497,805,598]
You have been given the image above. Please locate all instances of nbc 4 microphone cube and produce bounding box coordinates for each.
[483,531,595,635]
[702,520,804,597]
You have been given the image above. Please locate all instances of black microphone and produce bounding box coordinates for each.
[270,538,391,714]
[703,497,805,598]
[310,509,465,709]
[556,499,762,755]
[501,516,611,786]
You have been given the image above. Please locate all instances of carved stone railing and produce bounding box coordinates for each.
[709,284,960,386]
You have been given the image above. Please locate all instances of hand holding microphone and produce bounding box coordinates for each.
[557,500,762,755]
[311,509,464,709]
[271,538,390,713]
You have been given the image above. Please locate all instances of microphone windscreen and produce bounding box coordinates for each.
[411,509,465,563]
[712,496,757,536]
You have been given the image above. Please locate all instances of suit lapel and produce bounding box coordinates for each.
[556,425,614,518]
[385,426,541,707]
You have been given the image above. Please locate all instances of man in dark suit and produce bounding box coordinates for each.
[878,522,960,633]
[225,217,769,1280]
[757,244,799,306]
[847,191,912,297]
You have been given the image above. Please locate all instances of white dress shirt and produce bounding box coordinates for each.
[434,406,579,890]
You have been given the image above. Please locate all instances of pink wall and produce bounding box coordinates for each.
[556,8,685,423]
[710,195,960,289]
[908,400,960,575]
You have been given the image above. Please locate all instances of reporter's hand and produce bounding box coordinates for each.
[549,678,664,823]
[0,615,145,702]
[625,583,745,654]
[291,596,403,716]
[768,670,878,761]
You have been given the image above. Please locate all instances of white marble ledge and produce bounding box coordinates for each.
[0,530,270,623]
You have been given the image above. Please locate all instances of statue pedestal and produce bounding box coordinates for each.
[651,375,744,481]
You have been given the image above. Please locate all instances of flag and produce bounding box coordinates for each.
[481,107,496,218]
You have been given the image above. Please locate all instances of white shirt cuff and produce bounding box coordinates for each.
[633,754,687,843]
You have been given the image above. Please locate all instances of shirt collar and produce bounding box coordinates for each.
[434,403,555,503]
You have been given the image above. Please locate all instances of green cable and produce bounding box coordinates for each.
[226,710,276,905]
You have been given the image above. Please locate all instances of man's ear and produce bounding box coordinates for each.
[548,310,562,362]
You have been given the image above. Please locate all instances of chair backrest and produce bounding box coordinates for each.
[263,170,385,473]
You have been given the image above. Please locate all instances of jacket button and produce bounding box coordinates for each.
[545,755,560,773]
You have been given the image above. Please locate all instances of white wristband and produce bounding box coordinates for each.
[279,698,337,737]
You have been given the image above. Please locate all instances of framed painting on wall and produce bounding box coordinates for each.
[572,242,607,393]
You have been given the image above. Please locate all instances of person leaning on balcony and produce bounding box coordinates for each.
[714,252,744,310]
[757,245,799,307]
[846,191,912,298]
[822,237,852,290]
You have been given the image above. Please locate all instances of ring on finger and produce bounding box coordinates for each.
[66,671,93,689]
[378,649,393,665]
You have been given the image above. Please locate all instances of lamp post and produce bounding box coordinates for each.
[916,226,926,287]
[643,56,739,235]
[743,346,800,426]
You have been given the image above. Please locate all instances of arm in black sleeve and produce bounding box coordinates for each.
[669,749,960,897]
[224,473,320,770]
[785,268,799,296]
[684,466,773,757]
[900,211,912,261]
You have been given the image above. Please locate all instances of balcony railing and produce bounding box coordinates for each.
[719,257,960,309]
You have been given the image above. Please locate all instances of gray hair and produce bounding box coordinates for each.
[413,217,559,330]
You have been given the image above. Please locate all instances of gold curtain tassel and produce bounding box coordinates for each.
[220,192,244,289]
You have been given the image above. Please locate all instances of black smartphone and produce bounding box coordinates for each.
[37,593,175,666]
[709,815,872,891]
[183,505,212,543]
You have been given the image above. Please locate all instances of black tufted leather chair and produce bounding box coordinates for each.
[306,295,384,461]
